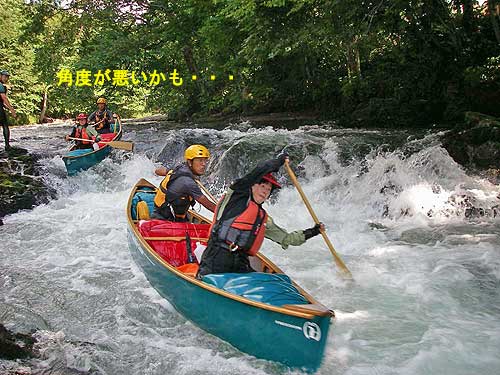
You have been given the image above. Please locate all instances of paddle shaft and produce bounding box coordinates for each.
[68,137,133,151]
[68,137,98,143]
[284,160,353,279]
[194,179,217,204]
[90,118,105,128]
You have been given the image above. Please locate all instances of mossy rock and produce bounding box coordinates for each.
[0,149,53,219]
[464,111,500,128]
[442,112,500,170]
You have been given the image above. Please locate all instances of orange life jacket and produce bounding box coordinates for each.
[75,126,91,144]
[212,197,268,255]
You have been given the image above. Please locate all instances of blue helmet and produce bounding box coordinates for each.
[0,70,10,76]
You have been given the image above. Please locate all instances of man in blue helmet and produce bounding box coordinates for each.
[0,70,17,151]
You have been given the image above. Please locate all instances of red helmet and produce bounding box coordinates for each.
[76,113,87,120]
[261,173,281,188]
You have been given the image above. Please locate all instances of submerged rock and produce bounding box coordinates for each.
[0,324,97,374]
[441,112,500,170]
[0,323,36,360]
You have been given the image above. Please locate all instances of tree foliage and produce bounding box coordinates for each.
[2,0,499,126]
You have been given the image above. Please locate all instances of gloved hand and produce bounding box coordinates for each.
[94,135,101,143]
[277,150,289,165]
[303,223,324,240]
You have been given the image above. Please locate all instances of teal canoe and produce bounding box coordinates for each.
[63,117,123,176]
[126,179,335,372]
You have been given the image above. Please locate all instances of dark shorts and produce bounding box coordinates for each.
[75,143,94,150]
[0,108,7,126]
[151,205,174,221]
[197,241,254,277]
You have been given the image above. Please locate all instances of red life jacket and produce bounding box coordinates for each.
[212,197,268,256]
[75,126,91,144]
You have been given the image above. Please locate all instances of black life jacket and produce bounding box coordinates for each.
[94,110,112,131]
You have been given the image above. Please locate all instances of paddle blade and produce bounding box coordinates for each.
[107,140,134,151]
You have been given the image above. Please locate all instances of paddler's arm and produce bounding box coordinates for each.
[195,195,216,212]
[230,153,287,192]
[0,92,16,117]
[87,111,96,123]
[265,216,324,250]
[87,126,98,138]
[155,166,168,176]
[65,126,76,141]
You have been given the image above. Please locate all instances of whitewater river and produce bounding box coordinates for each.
[1,118,499,374]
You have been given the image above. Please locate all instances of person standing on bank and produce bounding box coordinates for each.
[153,144,217,221]
[197,153,324,277]
[88,97,114,134]
[0,70,17,151]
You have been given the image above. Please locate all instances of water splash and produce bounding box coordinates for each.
[2,122,500,374]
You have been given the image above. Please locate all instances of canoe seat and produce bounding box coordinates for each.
[176,263,199,277]
[131,188,156,220]
[138,220,210,267]
[202,273,309,307]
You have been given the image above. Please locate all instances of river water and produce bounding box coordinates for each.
[1,119,499,375]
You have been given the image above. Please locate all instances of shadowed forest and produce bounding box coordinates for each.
[1,0,499,127]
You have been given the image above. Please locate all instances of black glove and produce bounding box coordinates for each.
[303,223,322,240]
[277,151,289,166]
[265,152,289,174]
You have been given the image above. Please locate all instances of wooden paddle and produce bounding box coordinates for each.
[284,159,353,279]
[67,137,134,151]
[194,179,218,205]
[89,118,105,128]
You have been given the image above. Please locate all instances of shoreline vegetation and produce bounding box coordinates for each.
[1,0,498,129]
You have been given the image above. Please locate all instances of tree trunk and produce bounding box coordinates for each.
[182,45,208,95]
[462,0,475,35]
[346,37,361,81]
[182,45,206,114]
[488,0,500,45]
[39,85,50,124]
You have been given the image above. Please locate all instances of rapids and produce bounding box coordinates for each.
[1,119,499,374]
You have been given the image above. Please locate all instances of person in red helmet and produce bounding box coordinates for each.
[65,113,99,150]
[197,153,325,277]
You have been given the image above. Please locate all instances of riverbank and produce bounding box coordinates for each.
[0,147,54,225]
